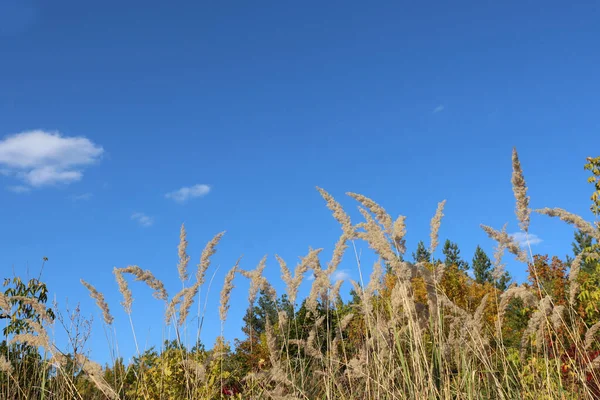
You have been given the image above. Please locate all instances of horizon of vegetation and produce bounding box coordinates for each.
[1,149,600,399]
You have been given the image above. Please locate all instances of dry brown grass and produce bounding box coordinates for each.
[4,148,600,400]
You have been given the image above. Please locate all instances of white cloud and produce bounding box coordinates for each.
[331,270,351,281]
[433,105,445,113]
[165,184,211,203]
[0,130,103,188]
[131,212,154,227]
[7,185,31,193]
[510,232,542,247]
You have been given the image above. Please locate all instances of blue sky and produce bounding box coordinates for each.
[1,0,599,365]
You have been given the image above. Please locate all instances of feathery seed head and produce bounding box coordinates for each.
[219,260,239,322]
[197,231,225,286]
[430,200,446,256]
[511,148,531,232]
[0,355,11,373]
[80,279,114,325]
[120,265,168,301]
[0,292,10,313]
[535,207,600,240]
[178,282,199,326]
[347,192,392,234]
[392,215,407,255]
[113,267,133,314]
[177,223,190,283]
[481,224,528,263]
[317,187,353,235]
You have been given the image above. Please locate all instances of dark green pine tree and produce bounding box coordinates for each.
[472,245,493,284]
[573,229,593,256]
[566,229,598,274]
[240,288,293,337]
[495,270,512,291]
[412,240,431,263]
[442,239,469,272]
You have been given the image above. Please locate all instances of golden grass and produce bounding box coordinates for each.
[2,148,600,399]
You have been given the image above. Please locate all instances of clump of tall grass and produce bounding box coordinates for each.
[2,148,600,399]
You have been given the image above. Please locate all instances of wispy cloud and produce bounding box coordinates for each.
[510,232,542,247]
[131,212,154,227]
[0,130,103,189]
[7,185,31,194]
[433,105,445,113]
[331,269,351,281]
[165,184,211,203]
[71,193,93,201]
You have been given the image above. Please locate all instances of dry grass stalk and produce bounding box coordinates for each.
[512,148,531,232]
[347,192,392,234]
[306,256,330,313]
[177,223,190,283]
[305,316,325,360]
[120,265,168,301]
[328,232,352,277]
[113,267,133,314]
[10,321,51,352]
[339,313,354,332]
[429,200,446,255]
[392,215,407,256]
[329,279,344,303]
[521,296,553,354]
[586,355,600,374]
[280,248,321,305]
[491,229,508,282]
[417,263,444,318]
[0,354,12,373]
[535,208,600,240]
[178,283,199,326]
[180,359,206,381]
[239,255,268,306]
[165,290,185,324]
[318,188,355,275]
[585,321,600,351]
[79,355,119,400]
[481,224,528,263]
[6,295,53,324]
[196,231,226,286]
[365,260,383,297]
[569,252,585,306]
[265,318,280,366]
[551,305,566,331]
[173,232,225,325]
[346,346,368,380]
[50,352,69,369]
[80,279,114,325]
[498,285,538,325]
[219,260,239,322]
[277,310,289,331]
[317,187,353,234]
[473,293,490,328]
[0,292,10,313]
[356,207,397,263]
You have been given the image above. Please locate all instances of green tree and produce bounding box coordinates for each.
[584,156,600,219]
[442,239,469,272]
[1,274,56,400]
[412,241,431,264]
[566,230,597,274]
[2,276,55,336]
[495,271,512,291]
[472,245,493,285]
[234,290,294,378]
